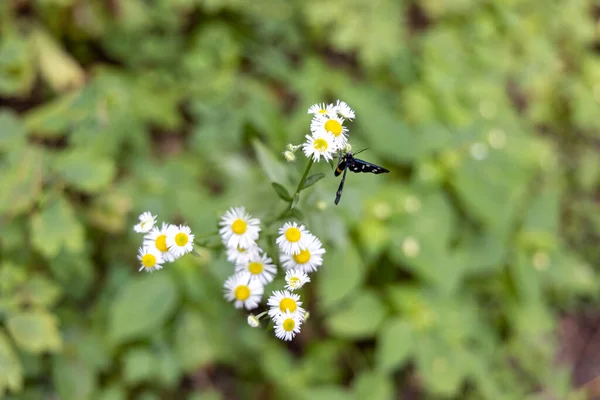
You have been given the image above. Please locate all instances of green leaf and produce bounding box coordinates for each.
[414,335,467,397]
[31,27,85,91]
[108,273,179,345]
[187,391,223,400]
[271,182,292,202]
[54,150,116,193]
[252,139,289,184]
[7,311,62,354]
[375,319,413,373]
[326,290,387,339]
[174,309,216,372]
[52,356,96,400]
[0,147,43,216]
[97,384,127,400]
[291,193,300,209]
[318,245,364,310]
[301,386,350,400]
[0,34,35,96]
[30,196,85,258]
[352,370,394,400]
[0,329,23,394]
[0,110,26,152]
[301,173,325,190]
[123,348,156,384]
[16,275,62,308]
[290,207,305,221]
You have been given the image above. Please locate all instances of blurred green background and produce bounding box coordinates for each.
[1,0,600,399]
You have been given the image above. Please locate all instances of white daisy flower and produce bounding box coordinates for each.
[281,233,326,273]
[219,207,261,250]
[247,314,260,328]
[226,244,259,265]
[224,272,264,310]
[267,290,305,318]
[144,223,178,262]
[137,246,164,272]
[307,102,335,117]
[276,221,310,255]
[310,114,349,149]
[166,224,194,257]
[274,311,303,341]
[333,100,355,120]
[284,269,310,291]
[302,131,336,162]
[133,211,157,233]
[235,250,277,285]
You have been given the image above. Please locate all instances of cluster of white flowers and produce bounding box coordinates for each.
[283,100,355,163]
[132,212,195,272]
[219,206,325,341]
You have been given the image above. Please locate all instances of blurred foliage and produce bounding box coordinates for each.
[1,0,600,399]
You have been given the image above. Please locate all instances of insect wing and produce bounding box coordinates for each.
[349,158,389,174]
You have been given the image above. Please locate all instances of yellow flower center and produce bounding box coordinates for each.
[248,261,264,275]
[234,285,250,301]
[156,235,168,252]
[175,232,188,247]
[293,249,311,264]
[324,119,342,136]
[279,298,297,313]
[238,246,247,253]
[141,254,157,267]
[232,219,247,234]
[285,227,301,242]
[318,108,327,114]
[288,277,300,288]
[313,138,328,152]
[282,318,295,332]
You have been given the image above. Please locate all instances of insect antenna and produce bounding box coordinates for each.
[352,147,369,156]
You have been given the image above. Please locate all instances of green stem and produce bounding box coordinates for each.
[290,158,315,209]
[264,158,315,226]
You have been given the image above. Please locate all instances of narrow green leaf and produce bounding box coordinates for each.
[290,208,305,221]
[271,182,292,202]
[291,194,300,209]
[7,311,62,354]
[301,173,325,190]
[108,273,179,345]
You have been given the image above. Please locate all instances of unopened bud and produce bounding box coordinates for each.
[247,315,260,328]
[283,151,296,162]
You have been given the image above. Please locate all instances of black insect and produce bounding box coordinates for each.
[334,150,389,205]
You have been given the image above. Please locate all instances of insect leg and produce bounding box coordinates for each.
[334,166,348,205]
